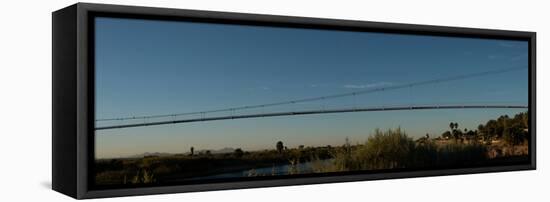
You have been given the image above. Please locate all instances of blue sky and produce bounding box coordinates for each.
[94,17,528,158]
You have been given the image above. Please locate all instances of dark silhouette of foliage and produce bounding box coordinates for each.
[234,148,244,158]
[95,111,528,186]
[442,131,452,139]
[483,112,529,145]
[276,141,284,154]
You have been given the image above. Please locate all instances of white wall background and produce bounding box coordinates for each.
[0,0,547,201]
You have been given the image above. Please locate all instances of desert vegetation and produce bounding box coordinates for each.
[95,111,529,186]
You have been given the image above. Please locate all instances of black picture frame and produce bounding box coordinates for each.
[52,3,536,199]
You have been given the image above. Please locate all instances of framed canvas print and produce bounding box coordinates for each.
[52,3,536,199]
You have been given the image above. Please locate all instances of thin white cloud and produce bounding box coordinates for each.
[343,82,392,89]
[309,84,329,88]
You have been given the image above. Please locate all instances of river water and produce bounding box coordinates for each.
[190,159,334,180]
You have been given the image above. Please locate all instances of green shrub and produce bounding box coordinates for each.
[318,128,488,172]
[353,128,416,169]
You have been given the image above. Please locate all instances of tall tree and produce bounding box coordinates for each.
[477,124,484,134]
[276,141,284,154]
[234,148,244,158]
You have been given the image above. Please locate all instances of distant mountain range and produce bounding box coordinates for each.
[196,147,236,154]
[127,152,174,158]
[127,147,237,158]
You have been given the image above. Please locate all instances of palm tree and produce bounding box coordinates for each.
[449,122,459,140]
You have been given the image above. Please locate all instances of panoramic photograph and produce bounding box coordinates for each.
[93,17,529,187]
